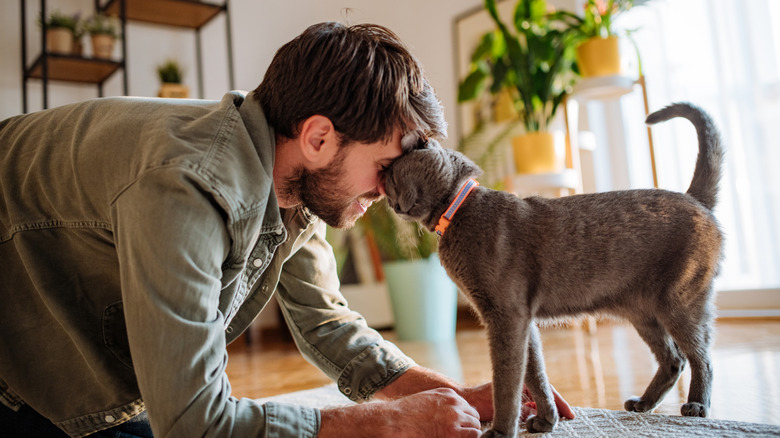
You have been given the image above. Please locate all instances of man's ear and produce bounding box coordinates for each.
[298,115,339,167]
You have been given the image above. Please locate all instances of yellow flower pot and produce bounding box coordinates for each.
[576,36,621,78]
[512,131,558,174]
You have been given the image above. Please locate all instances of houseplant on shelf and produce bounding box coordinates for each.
[358,200,458,342]
[574,0,634,77]
[457,0,581,175]
[85,13,120,59]
[157,59,189,98]
[39,10,78,55]
[72,15,86,57]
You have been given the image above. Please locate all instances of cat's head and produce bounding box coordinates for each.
[384,139,482,229]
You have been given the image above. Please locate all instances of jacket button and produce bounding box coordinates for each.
[104,415,116,423]
[252,259,262,268]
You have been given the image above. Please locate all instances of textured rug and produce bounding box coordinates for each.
[256,384,780,437]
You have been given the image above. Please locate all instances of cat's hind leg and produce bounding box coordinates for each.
[661,298,715,417]
[624,315,687,413]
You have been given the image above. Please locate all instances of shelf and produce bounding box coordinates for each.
[513,169,579,191]
[27,54,122,84]
[571,75,636,101]
[101,0,226,29]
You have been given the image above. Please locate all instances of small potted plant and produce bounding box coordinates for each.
[359,200,458,342]
[39,10,78,55]
[72,13,86,56]
[574,0,634,77]
[85,13,120,59]
[156,59,189,98]
[458,0,581,175]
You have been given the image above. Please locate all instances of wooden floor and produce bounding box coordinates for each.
[226,315,780,426]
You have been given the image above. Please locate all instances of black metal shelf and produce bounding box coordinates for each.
[21,0,234,113]
[27,53,123,83]
[100,0,226,29]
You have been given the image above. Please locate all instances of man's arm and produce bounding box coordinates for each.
[374,365,493,418]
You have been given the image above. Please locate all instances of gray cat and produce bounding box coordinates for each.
[382,103,724,437]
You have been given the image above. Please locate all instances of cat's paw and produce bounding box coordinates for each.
[624,396,655,413]
[681,402,709,417]
[481,428,510,438]
[526,415,556,433]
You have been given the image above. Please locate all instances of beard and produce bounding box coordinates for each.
[282,147,380,228]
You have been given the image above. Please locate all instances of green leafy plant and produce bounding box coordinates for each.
[84,13,120,38]
[458,0,581,134]
[157,59,184,84]
[580,0,634,38]
[38,10,78,32]
[359,200,437,262]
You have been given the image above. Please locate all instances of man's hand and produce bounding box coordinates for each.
[456,381,575,423]
[520,383,576,421]
[317,366,575,437]
[318,388,481,438]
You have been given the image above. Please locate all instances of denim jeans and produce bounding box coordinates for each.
[0,403,153,437]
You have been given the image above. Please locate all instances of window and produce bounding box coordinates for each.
[598,0,780,293]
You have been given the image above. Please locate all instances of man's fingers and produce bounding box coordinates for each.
[551,386,575,419]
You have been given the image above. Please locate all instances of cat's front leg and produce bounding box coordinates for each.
[522,323,557,433]
[482,315,532,438]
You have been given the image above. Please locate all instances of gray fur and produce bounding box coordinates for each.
[384,103,724,437]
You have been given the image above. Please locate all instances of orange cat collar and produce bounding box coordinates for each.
[435,178,479,236]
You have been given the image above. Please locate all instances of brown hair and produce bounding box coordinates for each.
[253,22,446,148]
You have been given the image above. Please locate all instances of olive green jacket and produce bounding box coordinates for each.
[0,92,412,437]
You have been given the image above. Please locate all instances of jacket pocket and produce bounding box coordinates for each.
[102,301,134,370]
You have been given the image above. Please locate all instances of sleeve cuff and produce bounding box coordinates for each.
[264,402,320,438]
[336,341,416,402]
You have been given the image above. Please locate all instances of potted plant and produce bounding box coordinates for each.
[72,14,86,57]
[359,200,458,342]
[156,59,189,98]
[458,0,581,175]
[574,0,634,77]
[39,10,78,55]
[85,13,120,59]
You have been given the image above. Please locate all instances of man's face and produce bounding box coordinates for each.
[287,130,404,228]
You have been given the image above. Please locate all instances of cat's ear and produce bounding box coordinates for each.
[402,132,442,152]
[419,138,443,150]
[444,148,483,180]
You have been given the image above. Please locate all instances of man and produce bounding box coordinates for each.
[0,22,571,437]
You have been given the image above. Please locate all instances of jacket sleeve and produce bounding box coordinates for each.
[276,221,416,402]
[112,168,319,438]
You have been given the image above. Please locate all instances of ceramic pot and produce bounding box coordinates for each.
[576,36,621,77]
[383,253,458,342]
[512,131,558,174]
[46,28,73,54]
[158,83,190,98]
[91,34,115,58]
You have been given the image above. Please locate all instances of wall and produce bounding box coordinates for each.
[1,0,578,147]
[0,0,578,330]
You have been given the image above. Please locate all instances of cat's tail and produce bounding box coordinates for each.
[646,102,724,211]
